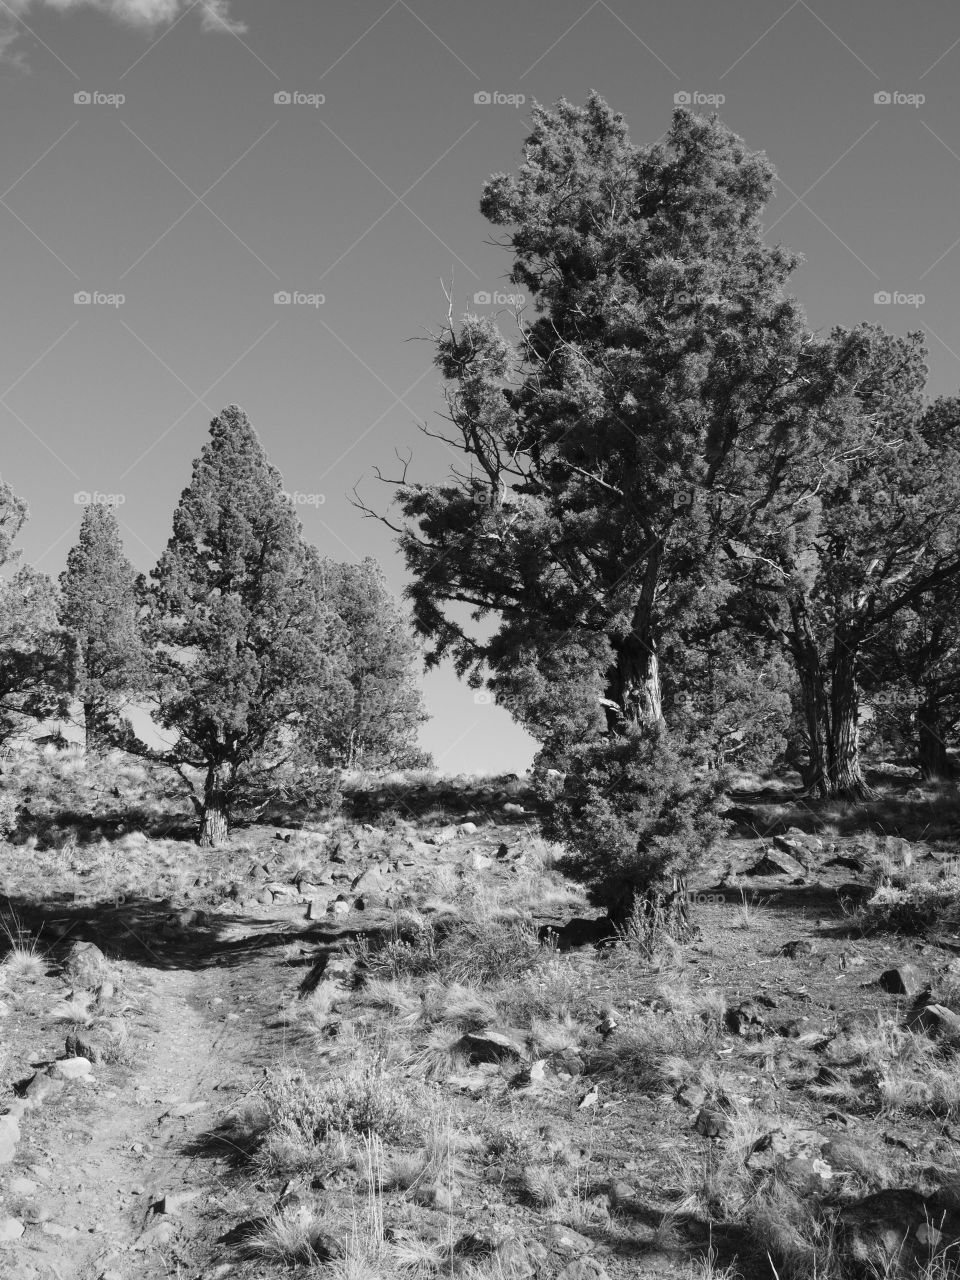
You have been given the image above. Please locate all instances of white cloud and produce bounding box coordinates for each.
[1,0,246,57]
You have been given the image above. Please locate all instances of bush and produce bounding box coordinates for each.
[540,724,728,919]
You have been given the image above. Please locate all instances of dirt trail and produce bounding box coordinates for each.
[8,916,294,1280]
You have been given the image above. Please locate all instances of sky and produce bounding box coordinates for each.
[2,0,959,773]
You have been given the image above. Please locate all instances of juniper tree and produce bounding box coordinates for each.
[0,478,76,745]
[59,505,146,751]
[146,407,351,846]
[734,327,960,797]
[320,556,429,770]
[366,96,839,763]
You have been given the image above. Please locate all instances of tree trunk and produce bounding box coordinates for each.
[789,599,831,797]
[918,686,950,781]
[83,700,102,753]
[199,760,231,847]
[604,549,664,733]
[829,644,872,800]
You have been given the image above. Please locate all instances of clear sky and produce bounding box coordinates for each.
[1,0,958,773]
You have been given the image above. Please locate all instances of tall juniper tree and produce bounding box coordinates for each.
[320,557,430,770]
[0,477,75,745]
[146,406,351,846]
[59,504,146,751]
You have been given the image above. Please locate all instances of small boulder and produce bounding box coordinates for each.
[556,1263,611,1280]
[457,1028,528,1064]
[880,964,927,997]
[746,849,805,878]
[909,1003,960,1038]
[694,1108,732,1139]
[49,1057,93,1081]
[544,1223,592,1255]
[63,941,108,990]
[0,1217,24,1241]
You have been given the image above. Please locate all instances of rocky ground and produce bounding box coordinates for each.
[2,757,960,1278]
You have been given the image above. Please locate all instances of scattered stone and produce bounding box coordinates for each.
[502,802,526,815]
[607,1179,637,1208]
[135,1219,176,1250]
[746,849,805,878]
[41,1222,80,1240]
[909,1003,960,1038]
[0,1217,24,1241]
[779,939,814,958]
[457,1029,528,1064]
[773,834,813,865]
[726,1000,768,1037]
[544,1223,592,1255]
[328,897,351,916]
[49,1056,93,1080]
[879,964,927,997]
[694,1108,732,1139]
[675,1082,707,1109]
[7,1177,36,1196]
[458,821,478,835]
[152,1188,203,1215]
[65,1033,102,1063]
[468,852,493,872]
[821,1138,879,1178]
[63,941,108,990]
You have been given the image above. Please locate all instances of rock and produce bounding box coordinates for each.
[544,1223,592,1255]
[746,849,805,878]
[774,834,813,865]
[675,1082,707,1109]
[726,1000,768,1037]
[49,1056,93,1080]
[65,1033,102,1063]
[0,1217,24,1241]
[0,1115,19,1164]
[151,1188,203,1215]
[496,843,510,859]
[496,1237,537,1277]
[556,1262,611,1280]
[328,897,351,916]
[909,1003,960,1038]
[880,964,927,997]
[433,825,459,845]
[135,1219,176,1250]
[502,802,526,815]
[779,939,814,958]
[468,852,493,872]
[838,1189,960,1271]
[42,1222,80,1239]
[457,1029,528,1064]
[552,1049,585,1077]
[63,941,108,990]
[351,866,388,893]
[607,1179,637,1208]
[458,822,478,836]
[694,1108,732,1139]
[7,1177,36,1196]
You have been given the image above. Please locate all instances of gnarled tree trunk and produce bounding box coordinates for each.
[789,599,831,797]
[604,550,664,733]
[199,759,231,847]
[829,646,872,799]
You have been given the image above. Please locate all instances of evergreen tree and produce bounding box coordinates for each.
[59,505,146,751]
[368,96,839,767]
[0,478,75,744]
[321,557,430,770]
[146,406,352,846]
